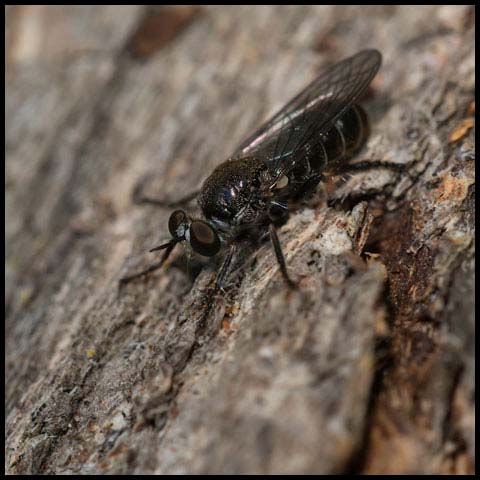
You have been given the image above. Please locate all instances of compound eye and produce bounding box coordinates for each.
[189,221,221,257]
[168,210,188,238]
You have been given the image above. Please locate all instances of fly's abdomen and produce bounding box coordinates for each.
[317,104,369,174]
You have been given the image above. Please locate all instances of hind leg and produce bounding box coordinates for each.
[335,160,406,175]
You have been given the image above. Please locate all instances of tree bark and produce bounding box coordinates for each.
[5,5,475,475]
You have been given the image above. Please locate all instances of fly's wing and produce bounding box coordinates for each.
[232,49,382,180]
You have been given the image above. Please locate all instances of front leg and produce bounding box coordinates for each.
[132,175,199,208]
[197,243,237,331]
[211,243,237,296]
[119,241,177,286]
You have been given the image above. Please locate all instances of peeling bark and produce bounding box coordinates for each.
[5,5,475,475]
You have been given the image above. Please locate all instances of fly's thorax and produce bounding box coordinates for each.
[199,157,269,226]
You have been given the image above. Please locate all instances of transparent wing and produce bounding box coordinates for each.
[232,49,382,178]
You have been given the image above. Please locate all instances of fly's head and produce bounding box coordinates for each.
[150,210,221,258]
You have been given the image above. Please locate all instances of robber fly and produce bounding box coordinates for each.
[120,49,399,293]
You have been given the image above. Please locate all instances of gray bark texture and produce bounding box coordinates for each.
[5,5,475,475]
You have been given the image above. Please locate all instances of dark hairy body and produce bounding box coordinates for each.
[200,104,369,239]
[120,50,404,296]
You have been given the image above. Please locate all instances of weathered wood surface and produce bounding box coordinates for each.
[5,5,475,475]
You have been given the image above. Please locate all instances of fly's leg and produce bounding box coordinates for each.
[213,243,237,295]
[269,224,297,290]
[135,190,199,208]
[327,159,421,208]
[336,160,406,175]
[132,176,199,207]
[119,242,176,286]
[198,244,237,331]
